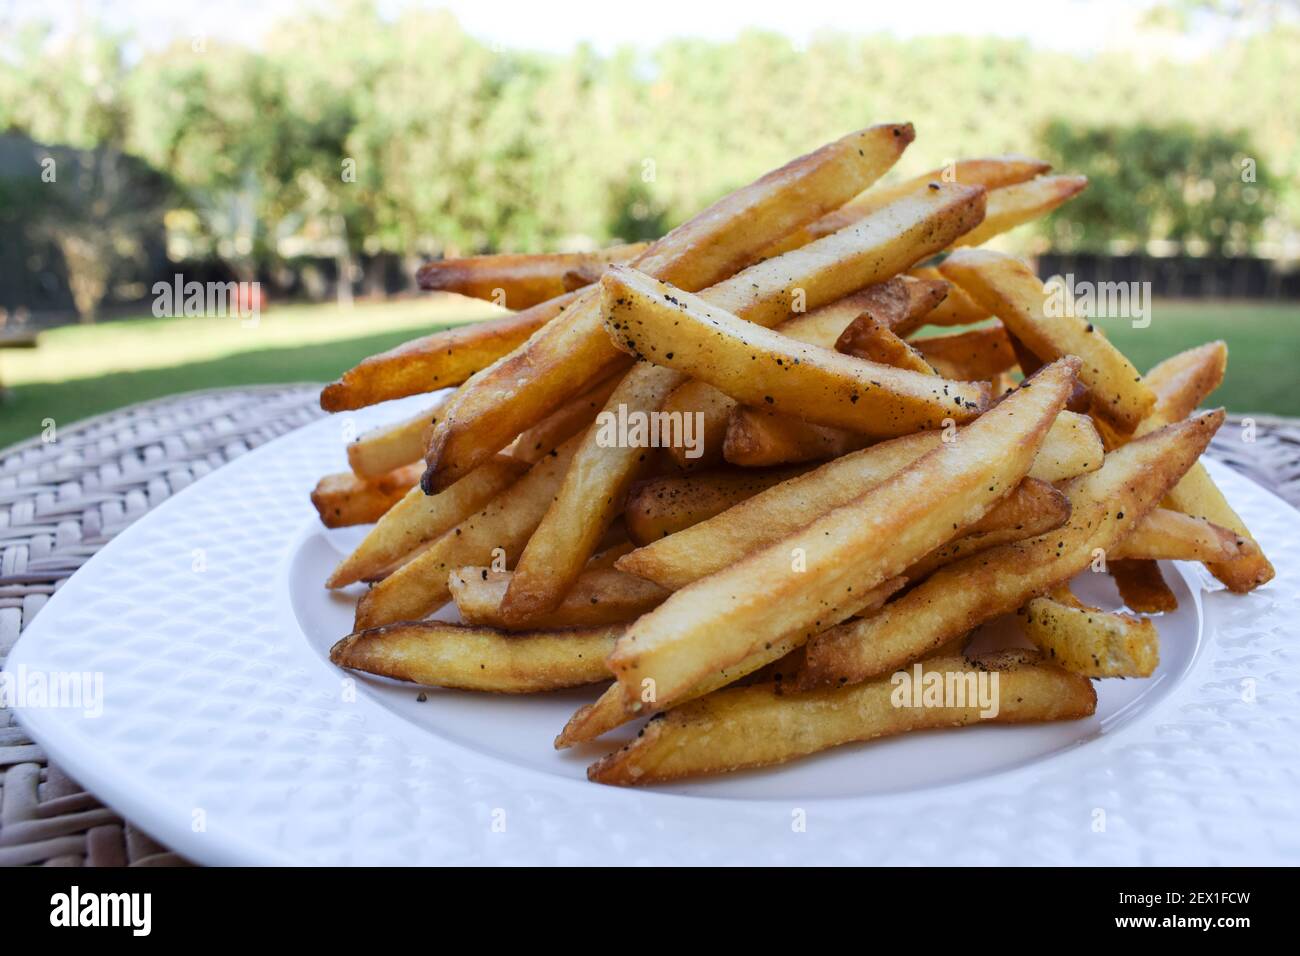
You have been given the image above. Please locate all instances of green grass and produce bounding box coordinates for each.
[1,296,1296,451]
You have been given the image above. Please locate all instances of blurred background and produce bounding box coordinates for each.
[1,0,1297,447]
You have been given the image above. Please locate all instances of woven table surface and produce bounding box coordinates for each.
[0,386,1297,867]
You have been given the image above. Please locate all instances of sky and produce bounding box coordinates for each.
[0,0,1243,57]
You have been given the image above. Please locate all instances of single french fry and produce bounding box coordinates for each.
[1021,588,1159,677]
[912,323,1016,382]
[602,266,990,438]
[909,265,991,326]
[1113,508,1253,563]
[331,620,619,693]
[451,567,667,630]
[588,651,1095,785]
[347,396,450,480]
[353,436,580,630]
[326,455,529,588]
[764,154,1051,256]
[624,466,809,545]
[416,244,648,309]
[607,359,1077,710]
[310,463,423,529]
[422,124,916,492]
[834,314,936,374]
[663,274,949,469]
[954,175,1089,248]
[555,577,904,749]
[1108,558,1178,613]
[940,248,1154,432]
[320,290,584,412]
[497,185,988,624]
[504,373,622,464]
[1138,341,1227,432]
[1164,463,1275,592]
[797,410,1222,689]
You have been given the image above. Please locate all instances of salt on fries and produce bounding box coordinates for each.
[318,125,1269,786]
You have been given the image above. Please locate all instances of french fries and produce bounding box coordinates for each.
[416,244,648,308]
[797,410,1222,689]
[602,266,991,438]
[331,621,619,693]
[346,396,448,479]
[1021,587,1159,678]
[940,249,1155,432]
[320,290,584,412]
[451,567,667,630]
[606,359,1077,711]
[588,651,1095,785]
[310,463,422,528]
[310,123,1269,788]
[422,124,916,493]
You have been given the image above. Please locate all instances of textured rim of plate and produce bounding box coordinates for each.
[9,399,1300,866]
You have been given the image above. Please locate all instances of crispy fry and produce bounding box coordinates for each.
[834,314,935,374]
[555,577,904,748]
[663,274,949,469]
[416,244,648,308]
[1021,587,1159,677]
[954,175,1089,248]
[1113,508,1252,563]
[451,567,667,630]
[908,265,990,326]
[940,248,1154,432]
[588,651,1095,785]
[346,396,449,480]
[503,373,622,463]
[602,265,990,438]
[320,290,583,412]
[310,463,423,529]
[422,124,916,492]
[331,620,619,693]
[353,436,580,630]
[326,455,528,588]
[1165,463,1275,592]
[912,322,1016,382]
[607,359,1077,710]
[1108,558,1178,613]
[764,154,1051,256]
[624,466,809,545]
[797,410,1222,689]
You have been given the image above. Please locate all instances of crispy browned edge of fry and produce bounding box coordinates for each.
[416,244,647,306]
[310,462,422,528]
[1108,558,1178,613]
[450,566,668,630]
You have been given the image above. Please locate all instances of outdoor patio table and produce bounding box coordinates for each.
[0,385,1297,865]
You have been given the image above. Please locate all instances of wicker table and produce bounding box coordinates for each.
[1,386,1297,866]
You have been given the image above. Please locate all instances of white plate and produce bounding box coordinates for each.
[8,395,1300,865]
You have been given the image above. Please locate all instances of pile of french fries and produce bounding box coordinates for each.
[314,123,1274,786]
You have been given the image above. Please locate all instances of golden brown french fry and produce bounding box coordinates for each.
[602,265,990,437]
[353,437,580,630]
[797,409,1222,689]
[1113,508,1253,563]
[320,290,584,412]
[624,466,809,545]
[451,567,667,630]
[1108,558,1178,613]
[310,463,423,529]
[954,175,1089,248]
[940,248,1154,432]
[331,620,619,693]
[1165,463,1273,592]
[908,265,990,326]
[555,577,904,749]
[326,455,529,588]
[416,244,648,309]
[497,185,988,624]
[346,396,449,480]
[607,358,1077,710]
[662,274,949,469]
[1021,588,1159,677]
[503,373,622,463]
[588,651,1095,785]
[912,323,1016,382]
[764,154,1051,256]
[834,314,936,374]
[422,124,916,492]
[1138,341,1227,432]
